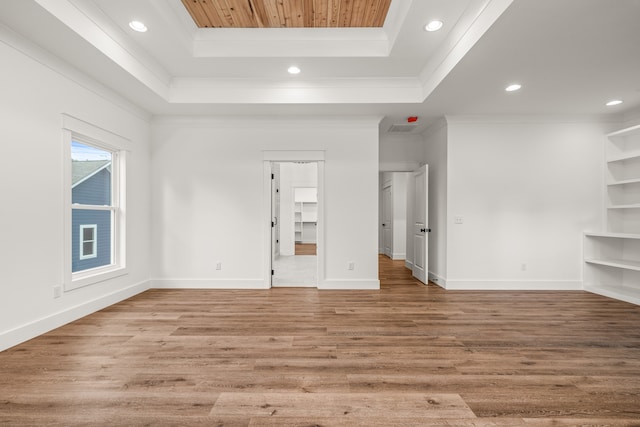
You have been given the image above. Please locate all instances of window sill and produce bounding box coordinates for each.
[67,265,129,291]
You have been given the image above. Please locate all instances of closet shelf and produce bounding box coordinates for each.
[607,204,640,210]
[607,152,640,163]
[584,123,640,305]
[584,232,640,239]
[585,258,640,272]
[607,178,640,186]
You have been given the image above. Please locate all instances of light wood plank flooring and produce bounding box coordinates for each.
[295,243,316,256]
[1,255,640,425]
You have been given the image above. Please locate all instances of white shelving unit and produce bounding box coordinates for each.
[294,187,317,244]
[584,124,640,305]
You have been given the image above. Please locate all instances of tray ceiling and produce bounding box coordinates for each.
[181,0,392,28]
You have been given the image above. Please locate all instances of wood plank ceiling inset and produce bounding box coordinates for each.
[181,0,393,28]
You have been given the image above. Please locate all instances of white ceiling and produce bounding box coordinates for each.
[1,0,639,131]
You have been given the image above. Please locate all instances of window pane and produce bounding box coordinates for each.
[71,141,112,205]
[83,241,94,256]
[83,227,94,241]
[73,210,111,272]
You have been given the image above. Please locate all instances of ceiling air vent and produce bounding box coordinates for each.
[387,123,418,133]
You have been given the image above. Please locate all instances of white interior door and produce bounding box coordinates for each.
[271,163,280,262]
[382,184,393,258]
[412,165,429,284]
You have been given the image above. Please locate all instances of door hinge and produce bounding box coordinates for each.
[271,173,274,179]
[271,221,274,227]
[271,269,274,276]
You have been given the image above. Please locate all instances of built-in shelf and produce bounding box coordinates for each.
[607,152,640,163]
[584,124,640,305]
[294,187,317,244]
[607,204,640,210]
[585,258,640,272]
[584,232,640,239]
[607,178,640,186]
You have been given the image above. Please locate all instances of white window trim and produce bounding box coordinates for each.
[79,224,97,260]
[63,114,129,291]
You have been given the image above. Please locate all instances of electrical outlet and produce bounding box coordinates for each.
[348,261,355,270]
[216,261,222,270]
[53,286,62,299]
[454,216,464,224]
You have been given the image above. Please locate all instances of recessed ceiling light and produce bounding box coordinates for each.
[129,20,148,32]
[424,20,444,32]
[505,84,522,92]
[606,99,623,106]
[288,66,301,75]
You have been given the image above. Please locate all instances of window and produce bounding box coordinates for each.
[63,114,128,291]
[71,140,114,273]
[79,224,97,260]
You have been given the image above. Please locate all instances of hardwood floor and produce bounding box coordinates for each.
[2,255,640,425]
[295,243,316,255]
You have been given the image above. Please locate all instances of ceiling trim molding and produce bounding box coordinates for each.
[0,21,151,122]
[444,114,623,125]
[168,77,424,104]
[35,0,171,99]
[193,28,390,58]
[152,115,383,128]
[180,0,413,58]
[418,0,514,101]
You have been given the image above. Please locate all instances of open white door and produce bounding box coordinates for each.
[382,184,393,258]
[412,165,429,284]
[271,163,280,263]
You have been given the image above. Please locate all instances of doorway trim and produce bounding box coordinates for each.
[263,151,325,289]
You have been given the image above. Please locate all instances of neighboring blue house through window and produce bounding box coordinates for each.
[71,142,112,273]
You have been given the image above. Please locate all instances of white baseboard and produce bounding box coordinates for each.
[428,272,447,289]
[151,278,269,289]
[319,279,380,290]
[405,260,413,270]
[392,252,406,260]
[0,280,150,352]
[444,280,583,291]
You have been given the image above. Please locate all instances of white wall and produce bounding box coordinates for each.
[150,117,380,289]
[279,162,317,256]
[0,29,151,351]
[379,133,423,172]
[421,119,448,286]
[445,117,606,289]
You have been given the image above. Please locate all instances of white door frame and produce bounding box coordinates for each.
[263,151,325,289]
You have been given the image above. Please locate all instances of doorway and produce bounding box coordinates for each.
[271,162,318,287]
[379,168,429,285]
